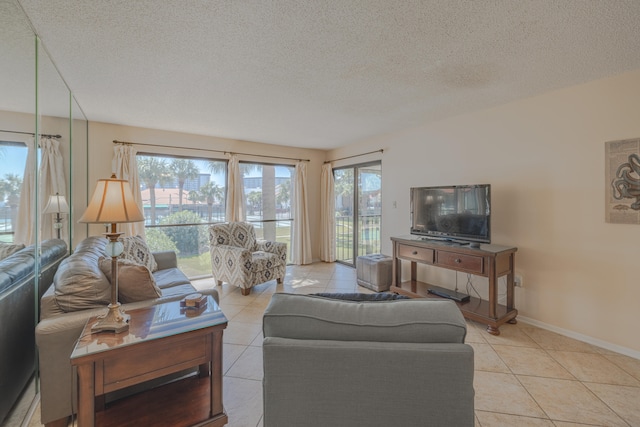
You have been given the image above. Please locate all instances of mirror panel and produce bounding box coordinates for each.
[71,96,88,248]
[0,0,37,425]
[0,2,87,424]
[37,36,71,248]
[0,0,38,424]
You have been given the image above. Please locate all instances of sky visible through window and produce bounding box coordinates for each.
[0,144,27,176]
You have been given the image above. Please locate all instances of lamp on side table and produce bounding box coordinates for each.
[43,193,69,239]
[79,173,144,333]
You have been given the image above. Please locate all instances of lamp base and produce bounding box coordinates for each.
[91,302,130,333]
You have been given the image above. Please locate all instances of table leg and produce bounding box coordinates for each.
[76,363,95,427]
[211,330,224,417]
[487,325,500,336]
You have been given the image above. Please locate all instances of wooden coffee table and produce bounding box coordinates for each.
[70,295,228,427]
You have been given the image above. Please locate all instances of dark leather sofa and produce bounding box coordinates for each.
[0,238,67,424]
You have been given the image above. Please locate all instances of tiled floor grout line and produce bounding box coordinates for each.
[603,354,640,385]
[578,380,634,427]
[510,327,631,426]
[489,340,555,423]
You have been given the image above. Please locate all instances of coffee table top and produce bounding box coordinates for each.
[71,295,227,360]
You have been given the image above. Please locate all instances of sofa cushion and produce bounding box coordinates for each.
[0,242,25,260]
[40,239,68,267]
[54,236,112,312]
[263,293,467,344]
[119,235,158,272]
[98,257,162,303]
[152,267,191,289]
[158,283,203,298]
[0,251,35,286]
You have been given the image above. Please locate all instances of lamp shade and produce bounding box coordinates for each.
[79,174,144,224]
[43,193,69,214]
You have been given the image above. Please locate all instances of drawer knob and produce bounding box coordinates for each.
[455,258,462,263]
[412,251,418,255]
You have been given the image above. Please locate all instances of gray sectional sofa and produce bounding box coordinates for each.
[262,293,475,427]
[35,236,219,426]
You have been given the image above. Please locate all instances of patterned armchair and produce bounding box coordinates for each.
[208,222,287,295]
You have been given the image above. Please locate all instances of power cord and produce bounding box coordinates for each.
[464,274,508,302]
[466,274,482,300]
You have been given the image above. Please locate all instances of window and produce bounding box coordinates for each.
[136,154,227,278]
[0,141,28,243]
[240,162,294,262]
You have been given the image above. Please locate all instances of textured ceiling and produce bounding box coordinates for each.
[12,0,640,149]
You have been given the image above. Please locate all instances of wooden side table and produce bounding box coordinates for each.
[70,296,228,427]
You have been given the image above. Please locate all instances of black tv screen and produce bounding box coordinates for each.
[410,184,491,244]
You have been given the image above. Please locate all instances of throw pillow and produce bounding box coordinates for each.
[98,256,162,303]
[0,242,25,260]
[118,235,158,272]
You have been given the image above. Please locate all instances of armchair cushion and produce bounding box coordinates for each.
[256,240,287,265]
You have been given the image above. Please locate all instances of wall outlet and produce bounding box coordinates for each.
[514,275,523,287]
[392,201,397,208]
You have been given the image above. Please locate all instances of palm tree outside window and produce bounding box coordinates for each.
[0,142,28,243]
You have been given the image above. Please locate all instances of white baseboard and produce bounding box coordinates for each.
[518,315,640,361]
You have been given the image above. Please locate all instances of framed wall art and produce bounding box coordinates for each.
[605,138,640,224]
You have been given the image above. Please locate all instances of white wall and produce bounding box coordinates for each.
[328,69,640,355]
[84,122,327,259]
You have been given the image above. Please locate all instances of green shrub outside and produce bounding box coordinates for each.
[159,210,209,256]
[145,228,179,254]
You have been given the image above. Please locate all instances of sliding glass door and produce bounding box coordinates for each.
[334,162,382,265]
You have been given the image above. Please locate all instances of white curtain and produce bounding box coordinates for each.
[292,161,312,265]
[113,144,146,238]
[320,163,336,262]
[13,137,36,245]
[225,154,245,222]
[39,137,67,240]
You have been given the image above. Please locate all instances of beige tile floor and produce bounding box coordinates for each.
[13,262,640,427]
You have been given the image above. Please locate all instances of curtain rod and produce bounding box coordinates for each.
[113,139,310,162]
[324,149,383,164]
[0,129,61,139]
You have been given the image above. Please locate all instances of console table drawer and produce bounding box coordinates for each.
[398,244,434,263]
[103,334,207,390]
[436,252,484,274]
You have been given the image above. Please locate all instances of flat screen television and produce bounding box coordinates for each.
[410,184,491,244]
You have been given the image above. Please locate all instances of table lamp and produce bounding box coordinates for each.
[79,174,144,333]
[43,193,69,239]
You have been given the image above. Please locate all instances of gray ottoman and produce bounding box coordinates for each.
[356,254,393,292]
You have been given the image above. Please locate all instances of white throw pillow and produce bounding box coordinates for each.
[118,235,158,272]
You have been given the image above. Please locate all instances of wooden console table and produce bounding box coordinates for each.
[390,236,518,335]
[70,296,228,427]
